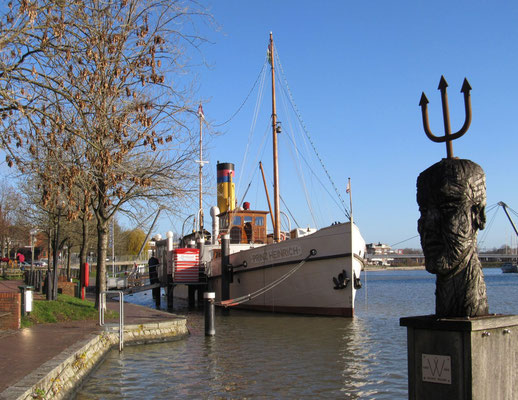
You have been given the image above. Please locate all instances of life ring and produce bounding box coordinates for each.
[280,232,286,241]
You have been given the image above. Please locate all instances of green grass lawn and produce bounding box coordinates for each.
[0,273,24,280]
[21,294,118,328]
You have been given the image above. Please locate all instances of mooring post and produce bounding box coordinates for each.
[204,292,216,336]
[154,287,161,308]
[188,285,196,307]
[221,234,230,315]
[166,283,174,311]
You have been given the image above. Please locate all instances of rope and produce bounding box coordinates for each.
[478,205,499,248]
[237,121,270,207]
[212,60,268,127]
[237,166,259,208]
[216,249,317,307]
[277,77,319,227]
[279,193,300,229]
[274,49,350,220]
[507,204,518,218]
[479,202,518,249]
[234,56,268,205]
[259,161,301,228]
[279,118,347,219]
[390,235,420,248]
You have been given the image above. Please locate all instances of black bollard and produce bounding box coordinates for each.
[166,279,174,311]
[153,286,161,308]
[188,285,196,307]
[204,292,215,336]
[221,234,230,302]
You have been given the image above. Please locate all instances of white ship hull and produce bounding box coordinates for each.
[208,222,365,317]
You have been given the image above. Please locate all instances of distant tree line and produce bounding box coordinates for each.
[481,246,518,254]
[1,176,152,262]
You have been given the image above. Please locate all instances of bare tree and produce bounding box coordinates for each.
[0,179,29,258]
[1,0,210,306]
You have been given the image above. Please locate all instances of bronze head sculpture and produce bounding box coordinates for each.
[417,159,488,317]
[417,77,488,318]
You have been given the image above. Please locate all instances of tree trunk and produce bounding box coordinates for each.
[52,216,59,301]
[79,216,89,298]
[95,221,109,309]
[46,228,53,300]
[66,243,71,281]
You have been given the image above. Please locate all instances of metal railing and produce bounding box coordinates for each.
[99,290,124,352]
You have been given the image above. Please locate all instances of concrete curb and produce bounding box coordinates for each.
[0,319,188,400]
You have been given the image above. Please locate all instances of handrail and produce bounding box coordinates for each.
[280,210,291,233]
[99,290,124,352]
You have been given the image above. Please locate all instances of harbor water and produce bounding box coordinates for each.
[74,269,518,399]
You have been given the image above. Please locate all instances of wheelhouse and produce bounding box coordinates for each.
[219,210,269,244]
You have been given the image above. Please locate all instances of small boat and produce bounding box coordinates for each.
[501,263,518,273]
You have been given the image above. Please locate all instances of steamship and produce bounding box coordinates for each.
[171,34,366,317]
[199,162,366,317]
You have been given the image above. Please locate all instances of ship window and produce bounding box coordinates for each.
[230,226,242,244]
[255,216,264,226]
[232,216,242,226]
[244,216,253,224]
[244,222,253,243]
[220,215,229,229]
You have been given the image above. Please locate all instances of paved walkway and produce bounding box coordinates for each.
[0,280,182,393]
[0,279,24,294]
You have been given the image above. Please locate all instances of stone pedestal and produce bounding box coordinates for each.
[400,314,518,400]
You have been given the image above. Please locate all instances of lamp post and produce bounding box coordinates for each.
[30,229,37,272]
[52,202,65,301]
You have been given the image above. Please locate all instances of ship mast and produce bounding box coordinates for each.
[269,32,281,242]
[196,103,208,233]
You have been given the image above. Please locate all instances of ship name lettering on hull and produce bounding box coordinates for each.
[251,246,303,265]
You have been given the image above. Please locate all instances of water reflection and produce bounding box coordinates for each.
[75,269,518,399]
[338,318,370,398]
[77,313,386,399]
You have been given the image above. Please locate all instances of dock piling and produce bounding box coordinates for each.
[204,292,215,336]
[221,234,230,315]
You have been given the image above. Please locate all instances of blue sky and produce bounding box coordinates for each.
[158,0,518,250]
[3,0,517,250]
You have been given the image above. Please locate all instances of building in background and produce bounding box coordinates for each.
[366,242,395,266]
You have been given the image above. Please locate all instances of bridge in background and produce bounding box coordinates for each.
[366,253,518,265]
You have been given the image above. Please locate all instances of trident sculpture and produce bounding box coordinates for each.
[419,76,472,158]
[416,76,489,317]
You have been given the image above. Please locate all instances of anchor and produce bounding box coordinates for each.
[333,269,350,290]
[419,76,472,159]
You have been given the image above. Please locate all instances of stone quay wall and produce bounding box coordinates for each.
[1,318,188,400]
